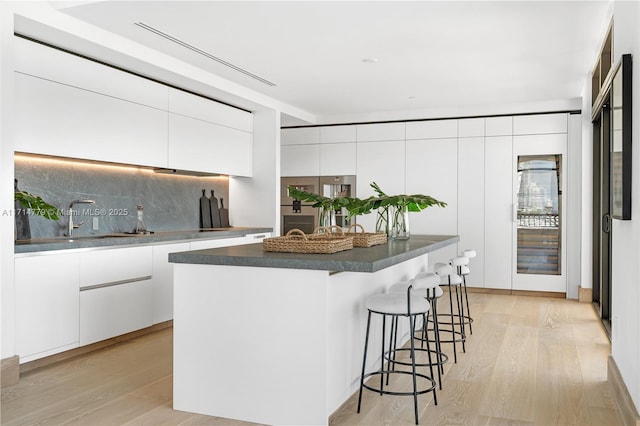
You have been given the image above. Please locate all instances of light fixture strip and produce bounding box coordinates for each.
[134,22,276,87]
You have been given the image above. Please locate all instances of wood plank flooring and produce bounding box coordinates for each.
[1,292,623,425]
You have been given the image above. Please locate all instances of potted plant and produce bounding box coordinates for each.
[14,179,59,240]
[346,182,446,239]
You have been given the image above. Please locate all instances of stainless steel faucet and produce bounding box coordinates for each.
[67,199,95,237]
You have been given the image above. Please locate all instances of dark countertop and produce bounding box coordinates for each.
[169,234,459,273]
[14,227,273,254]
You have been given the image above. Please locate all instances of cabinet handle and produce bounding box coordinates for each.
[80,276,151,292]
[252,234,266,239]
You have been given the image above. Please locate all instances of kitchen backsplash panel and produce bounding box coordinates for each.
[15,155,229,238]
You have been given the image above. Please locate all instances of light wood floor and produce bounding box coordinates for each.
[1,292,623,425]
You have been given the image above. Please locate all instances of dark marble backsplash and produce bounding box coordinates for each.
[15,155,229,239]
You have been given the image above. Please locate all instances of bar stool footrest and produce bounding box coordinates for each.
[385,347,449,368]
[361,370,436,396]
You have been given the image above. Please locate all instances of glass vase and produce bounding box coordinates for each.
[392,205,410,240]
[318,207,336,230]
[375,206,393,238]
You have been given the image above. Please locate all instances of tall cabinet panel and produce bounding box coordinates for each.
[484,136,513,289]
[406,138,458,264]
[458,137,485,287]
[356,140,405,231]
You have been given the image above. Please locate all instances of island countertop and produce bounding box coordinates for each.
[168,234,458,273]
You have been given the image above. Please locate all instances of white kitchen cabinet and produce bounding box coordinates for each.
[320,142,357,176]
[168,113,253,176]
[80,279,153,346]
[457,137,485,287]
[281,144,320,176]
[80,246,153,288]
[405,138,458,265]
[458,118,485,138]
[152,242,190,324]
[14,72,169,168]
[320,125,356,143]
[281,127,320,145]
[513,113,567,135]
[405,119,457,140]
[486,116,512,136]
[14,36,168,110]
[168,88,252,132]
[484,136,513,290]
[15,253,80,363]
[356,123,405,142]
[355,140,406,232]
[79,246,154,345]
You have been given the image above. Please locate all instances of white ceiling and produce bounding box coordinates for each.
[51,1,611,125]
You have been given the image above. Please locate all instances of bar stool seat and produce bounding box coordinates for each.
[357,278,438,425]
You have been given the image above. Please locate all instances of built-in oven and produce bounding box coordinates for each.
[280,176,320,235]
[281,205,318,235]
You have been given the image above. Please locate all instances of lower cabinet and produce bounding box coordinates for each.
[80,279,153,346]
[15,234,271,362]
[15,253,80,363]
[79,246,153,346]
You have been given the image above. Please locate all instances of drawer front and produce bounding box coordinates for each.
[80,279,153,345]
[79,246,152,288]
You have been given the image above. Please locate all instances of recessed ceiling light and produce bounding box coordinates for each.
[408,96,416,99]
[361,58,378,64]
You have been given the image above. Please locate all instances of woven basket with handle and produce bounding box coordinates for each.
[344,223,387,247]
[263,227,353,254]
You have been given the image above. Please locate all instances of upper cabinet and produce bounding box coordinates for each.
[14,37,168,110]
[513,113,567,135]
[281,127,320,145]
[168,113,252,176]
[14,72,170,168]
[13,37,253,176]
[168,89,252,133]
[356,122,405,142]
[167,89,253,176]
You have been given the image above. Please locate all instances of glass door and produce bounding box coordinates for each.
[512,135,567,293]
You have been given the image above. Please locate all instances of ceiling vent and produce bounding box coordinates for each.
[134,21,276,87]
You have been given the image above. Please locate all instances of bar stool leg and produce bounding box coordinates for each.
[454,283,466,353]
[357,311,372,413]
[446,281,458,363]
[379,314,386,394]
[462,275,473,335]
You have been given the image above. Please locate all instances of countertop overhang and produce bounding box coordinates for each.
[169,234,459,273]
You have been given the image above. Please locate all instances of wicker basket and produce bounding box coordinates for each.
[263,228,353,254]
[344,224,387,247]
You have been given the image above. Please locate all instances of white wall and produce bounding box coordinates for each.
[609,0,640,414]
[230,109,280,232]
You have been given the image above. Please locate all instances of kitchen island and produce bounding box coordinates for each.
[169,234,458,425]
